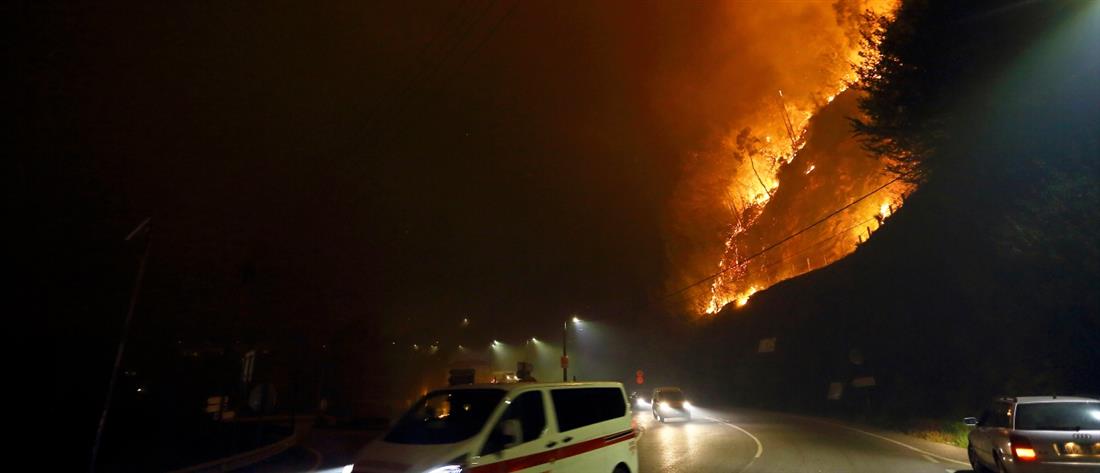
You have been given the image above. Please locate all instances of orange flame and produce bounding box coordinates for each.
[697,1,909,316]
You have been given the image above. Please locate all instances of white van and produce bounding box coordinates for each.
[349,382,638,473]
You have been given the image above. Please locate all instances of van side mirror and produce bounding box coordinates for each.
[963,417,978,426]
[501,419,523,448]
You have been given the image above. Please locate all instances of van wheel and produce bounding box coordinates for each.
[613,464,630,473]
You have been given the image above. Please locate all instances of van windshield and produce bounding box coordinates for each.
[384,389,506,444]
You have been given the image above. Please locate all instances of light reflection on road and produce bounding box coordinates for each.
[651,421,705,470]
[635,407,757,473]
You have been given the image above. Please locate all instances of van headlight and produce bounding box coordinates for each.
[424,466,462,473]
[424,454,466,473]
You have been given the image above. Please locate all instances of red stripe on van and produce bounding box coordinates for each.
[468,429,636,472]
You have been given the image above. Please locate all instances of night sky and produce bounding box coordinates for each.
[30,0,900,352]
[31,2,704,349]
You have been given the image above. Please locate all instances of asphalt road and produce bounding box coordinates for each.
[295,406,975,472]
[636,406,974,473]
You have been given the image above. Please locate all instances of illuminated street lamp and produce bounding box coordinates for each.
[489,340,504,373]
[562,316,582,382]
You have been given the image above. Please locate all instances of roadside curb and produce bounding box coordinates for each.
[796,415,971,467]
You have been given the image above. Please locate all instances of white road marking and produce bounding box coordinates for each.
[706,416,763,459]
[305,446,324,472]
[923,454,939,463]
[814,420,970,467]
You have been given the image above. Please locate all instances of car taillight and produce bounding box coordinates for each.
[1015,447,1037,461]
[1011,434,1037,462]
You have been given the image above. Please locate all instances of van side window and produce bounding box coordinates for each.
[481,391,546,455]
[551,388,625,432]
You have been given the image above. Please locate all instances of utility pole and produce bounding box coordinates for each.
[561,320,568,382]
[561,316,581,382]
[90,218,152,473]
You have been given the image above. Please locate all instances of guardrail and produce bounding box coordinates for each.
[167,416,315,473]
[166,435,294,473]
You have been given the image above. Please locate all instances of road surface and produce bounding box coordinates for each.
[636,407,973,473]
[301,406,975,472]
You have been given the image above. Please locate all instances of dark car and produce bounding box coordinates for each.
[651,386,693,423]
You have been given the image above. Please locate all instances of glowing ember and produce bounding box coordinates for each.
[736,287,760,308]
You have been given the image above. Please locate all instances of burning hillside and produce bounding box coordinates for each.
[659,0,911,316]
[701,89,912,314]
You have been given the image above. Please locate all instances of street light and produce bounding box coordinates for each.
[562,316,582,382]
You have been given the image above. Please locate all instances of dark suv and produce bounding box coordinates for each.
[965,396,1100,472]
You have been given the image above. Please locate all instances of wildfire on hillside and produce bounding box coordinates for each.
[659,0,912,316]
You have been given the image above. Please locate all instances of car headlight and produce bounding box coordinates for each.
[660,401,670,410]
[684,401,693,410]
[342,465,354,473]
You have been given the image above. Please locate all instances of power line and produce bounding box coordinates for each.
[451,0,520,80]
[755,214,880,273]
[321,0,519,208]
[665,173,908,299]
[363,0,498,144]
[364,0,503,151]
[356,0,473,135]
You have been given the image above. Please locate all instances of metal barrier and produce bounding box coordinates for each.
[166,435,294,473]
[167,416,315,473]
